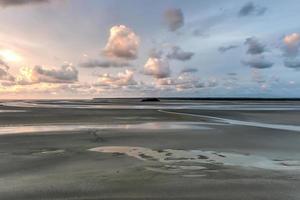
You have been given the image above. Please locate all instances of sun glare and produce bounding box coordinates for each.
[0,49,22,63]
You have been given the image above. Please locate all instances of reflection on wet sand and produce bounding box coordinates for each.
[159,110,300,132]
[0,110,26,113]
[90,146,300,177]
[0,122,211,135]
[3,101,300,110]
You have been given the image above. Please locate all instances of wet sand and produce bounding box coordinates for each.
[0,99,300,199]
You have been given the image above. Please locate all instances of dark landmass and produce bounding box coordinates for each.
[141,98,160,102]
[92,97,300,102]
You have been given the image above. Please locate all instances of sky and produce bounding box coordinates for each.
[0,0,300,99]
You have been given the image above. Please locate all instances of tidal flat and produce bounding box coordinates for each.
[0,99,300,200]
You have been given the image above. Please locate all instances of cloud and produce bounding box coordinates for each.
[0,58,10,70]
[207,78,218,88]
[155,78,175,86]
[218,45,239,53]
[223,73,239,88]
[0,68,15,81]
[282,33,300,57]
[176,75,206,90]
[0,57,14,82]
[54,83,95,95]
[80,59,131,68]
[251,70,266,84]
[144,57,170,79]
[164,8,184,31]
[103,25,140,60]
[238,2,267,17]
[180,68,198,74]
[284,33,300,45]
[228,72,237,76]
[244,37,266,55]
[95,70,137,88]
[155,74,207,91]
[33,65,78,83]
[242,55,273,69]
[167,46,194,61]
[284,58,300,69]
[149,48,163,59]
[0,0,49,7]
[17,64,78,85]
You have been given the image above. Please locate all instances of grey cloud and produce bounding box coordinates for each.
[156,75,218,91]
[177,82,206,90]
[164,8,184,32]
[192,29,209,38]
[34,65,78,83]
[218,45,239,53]
[223,73,239,88]
[238,2,267,17]
[0,0,49,7]
[206,79,218,88]
[228,72,237,76]
[242,56,273,69]
[284,59,300,69]
[17,65,78,85]
[167,46,194,61]
[180,68,198,74]
[56,83,94,94]
[80,59,131,68]
[149,48,163,59]
[156,76,205,91]
[245,37,266,55]
[251,70,266,84]
[283,45,300,57]
[0,68,15,81]
[0,58,9,70]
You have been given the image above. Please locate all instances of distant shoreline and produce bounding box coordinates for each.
[1,98,300,102]
[93,97,300,101]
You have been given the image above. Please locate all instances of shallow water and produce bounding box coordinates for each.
[159,110,300,132]
[1,108,300,135]
[0,110,26,113]
[0,122,210,135]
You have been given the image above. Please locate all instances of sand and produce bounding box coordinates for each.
[0,99,300,199]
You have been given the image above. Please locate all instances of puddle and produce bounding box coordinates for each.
[39,149,65,154]
[159,110,300,132]
[0,110,26,113]
[28,149,65,156]
[115,117,157,120]
[0,122,210,135]
[89,146,300,177]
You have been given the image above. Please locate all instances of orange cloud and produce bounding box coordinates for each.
[284,33,300,45]
[95,70,137,88]
[103,25,140,60]
[144,57,170,79]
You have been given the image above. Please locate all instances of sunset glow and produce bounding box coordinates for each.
[0,0,299,99]
[1,1,300,199]
[0,49,22,63]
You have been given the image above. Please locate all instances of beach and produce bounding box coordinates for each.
[0,99,300,199]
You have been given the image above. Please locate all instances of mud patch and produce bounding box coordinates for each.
[89,146,300,177]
